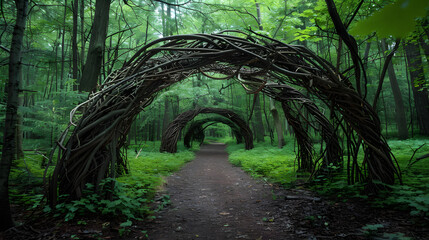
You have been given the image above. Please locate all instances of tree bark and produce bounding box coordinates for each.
[419,19,429,65]
[253,2,265,142]
[79,0,111,92]
[253,94,265,142]
[270,98,285,148]
[380,39,408,139]
[325,0,361,95]
[421,18,429,39]
[0,0,28,231]
[80,0,85,75]
[60,0,67,90]
[404,40,429,136]
[16,66,24,159]
[263,95,274,144]
[162,97,170,135]
[72,0,78,90]
[418,35,429,68]
[361,42,371,94]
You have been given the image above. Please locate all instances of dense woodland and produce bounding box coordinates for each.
[1,0,429,238]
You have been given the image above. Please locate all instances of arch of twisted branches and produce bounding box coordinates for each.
[183,116,245,148]
[49,31,401,203]
[160,108,252,153]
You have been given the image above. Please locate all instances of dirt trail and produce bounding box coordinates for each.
[146,143,293,239]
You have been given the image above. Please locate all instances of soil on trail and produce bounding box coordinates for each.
[146,143,292,239]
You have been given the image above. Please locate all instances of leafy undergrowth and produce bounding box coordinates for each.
[226,138,301,185]
[374,138,429,218]
[8,141,196,238]
[226,137,429,228]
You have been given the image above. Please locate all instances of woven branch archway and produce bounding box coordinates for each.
[183,116,245,148]
[49,31,400,203]
[160,108,253,153]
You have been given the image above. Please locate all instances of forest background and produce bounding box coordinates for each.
[1,0,429,236]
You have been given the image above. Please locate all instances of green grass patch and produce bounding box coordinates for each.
[117,147,196,196]
[226,141,298,185]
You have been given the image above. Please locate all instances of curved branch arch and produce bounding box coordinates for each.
[49,31,400,203]
[183,117,245,148]
[160,108,253,153]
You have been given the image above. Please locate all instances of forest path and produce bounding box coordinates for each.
[145,143,294,239]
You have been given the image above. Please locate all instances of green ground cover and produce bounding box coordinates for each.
[226,139,298,185]
[118,141,196,197]
[9,141,197,229]
[225,137,429,217]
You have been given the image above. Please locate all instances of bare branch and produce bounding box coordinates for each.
[372,39,401,108]
[0,45,10,52]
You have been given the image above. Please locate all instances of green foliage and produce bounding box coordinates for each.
[227,140,297,184]
[51,179,151,223]
[361,223,385,237]
[351,0,429,38]
[387,138,429,168]
[11,153,55,180]
[7,141,195,235]
[33,147,194,232]
[381,232,413,240]
[21,90,86,150]
[310,178,368,201]
[123,146,195,176]
[374,184,429,217]
[155,194,171,212]
[361,223,412,239]
[313,138,429,217]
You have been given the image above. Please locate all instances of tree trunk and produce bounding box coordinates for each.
[404,40,429,135]
[60,0,67,90]
[270,98,285,148]
[0,0,28,231]
[381,39,408,139]
[253,3,266,142]
[253,94,265,142]
[80,0,85,75]
[419,19,429,66]
[162,97,170,135]
[79,0,111,92]
[361,42,371,95]
[72,0,78,90]
[166,0,173,35]
[16,68,24,159]
[418,35,429,68]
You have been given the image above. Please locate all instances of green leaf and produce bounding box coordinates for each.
[362,223,384,231]
[43,205,51,213]
[300,9,315,18]
[68,206,78,213]
[120,220,133,227]
[351,0,429,38]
